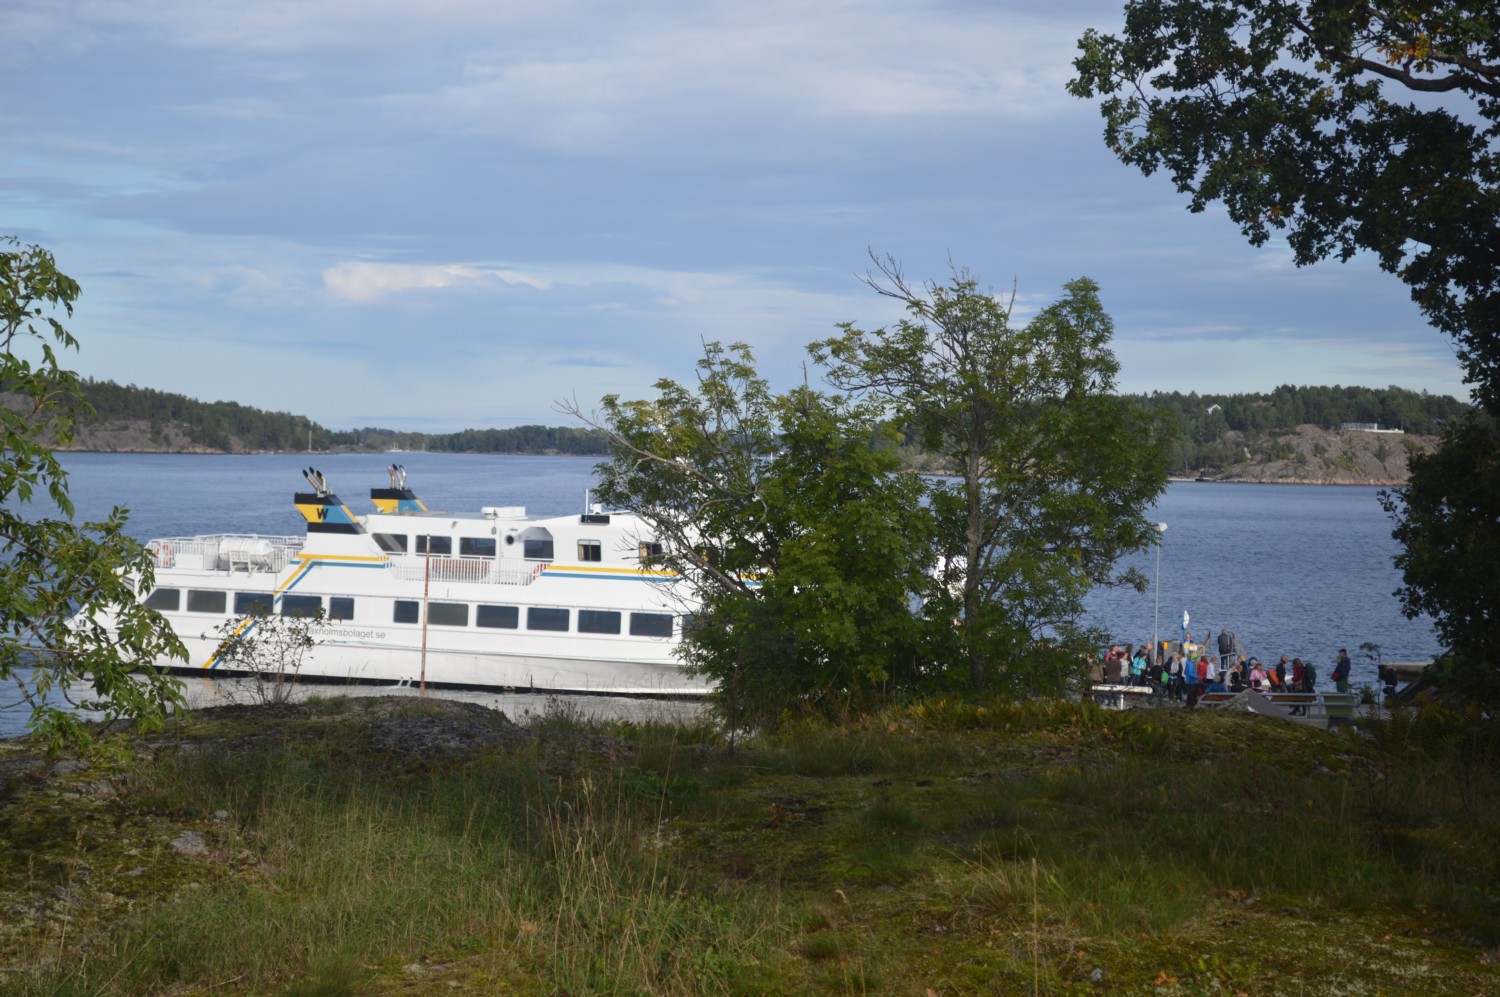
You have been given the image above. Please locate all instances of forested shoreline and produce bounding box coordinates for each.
[23,379,1471,480]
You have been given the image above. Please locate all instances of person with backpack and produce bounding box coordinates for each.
[1332,649,1351,692]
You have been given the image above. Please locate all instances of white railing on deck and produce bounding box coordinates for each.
[382,554,544,586]
[148,535,546,587]
[148,535,303,574]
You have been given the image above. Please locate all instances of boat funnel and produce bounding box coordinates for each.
[371,464,427,514]
[295,470,365,534]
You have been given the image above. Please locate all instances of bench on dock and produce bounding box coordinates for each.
[1088,683,1155,709]
[1254,691,1362,726]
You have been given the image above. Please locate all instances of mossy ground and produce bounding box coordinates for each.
[1,696,1497,995]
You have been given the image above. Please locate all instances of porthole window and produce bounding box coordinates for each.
[526,607,569,632]
[427,602,469,627]
[145,588,181,611]
[234,592,273,616]
[578,610,621,634]
[476,604,519,629]
[460,537,496,557]
[280,594,323,618]
[186,590,226,613]
[629,613,674,638]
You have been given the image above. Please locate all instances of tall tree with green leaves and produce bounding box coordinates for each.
[565,342,937,726]
[1069,0,1500,406]
[815,260,1172,694]
[1071,2,1500,697]
[1380,411,1500,704]
[1,237,184,750]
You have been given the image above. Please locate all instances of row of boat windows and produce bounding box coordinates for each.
[371,533,663,564]
[143,587,676,638]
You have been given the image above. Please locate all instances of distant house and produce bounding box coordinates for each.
[1206,403,1221,415]
[1340,422,1405,434]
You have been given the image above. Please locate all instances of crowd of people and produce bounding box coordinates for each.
[1092,628,1355,707]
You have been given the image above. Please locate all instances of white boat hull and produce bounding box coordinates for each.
[108,472,710,697]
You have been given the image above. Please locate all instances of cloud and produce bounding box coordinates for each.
[321,261,549,301]
[170,97,287,120]
[373,4,1091,154]
[549,355,628,368]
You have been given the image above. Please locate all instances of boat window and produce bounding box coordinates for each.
[373,533,407,553]
[476,604,519,629]
[523,539,554,561]
[526,607,569,632]
[186,590,226,614]
[629,612,674,638]
[578,540,602,562]
[415,535,453,556]
[393,600,420,624]
[145,588,180,611]
[281,594,323,618]
[638,541,664,563]
[329,597,354,621]
[427,602,468,627]
[578,609,621,634]
[460,537,496,558]
[235,592,273,616]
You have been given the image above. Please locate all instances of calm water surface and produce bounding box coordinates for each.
[2,455,1437,737]
[1080,481,1438,688]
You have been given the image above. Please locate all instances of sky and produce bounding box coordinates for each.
[1,0,1470,432]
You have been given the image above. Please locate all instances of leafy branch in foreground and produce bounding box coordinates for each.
[1,237,184,751]
[1070,0,1500,406]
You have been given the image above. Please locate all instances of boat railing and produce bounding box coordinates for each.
[381,554,545,586]
[148,535,303,574]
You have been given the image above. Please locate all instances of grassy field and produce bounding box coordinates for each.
[1,695,1497,995]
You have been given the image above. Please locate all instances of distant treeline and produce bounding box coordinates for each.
[75,379,1466,461]
[1131,384,1467,436]
[327,425,610,455]
[1127,384,1470,475]
[81,379,322,452]
[77,380,610,454]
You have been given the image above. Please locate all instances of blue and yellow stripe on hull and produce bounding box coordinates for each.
[529,564,677,582]
[199,553,386,670]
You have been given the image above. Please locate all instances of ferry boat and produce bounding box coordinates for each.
[123,467,705,695]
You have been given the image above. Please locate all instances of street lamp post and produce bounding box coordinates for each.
[1152,523,1168,665]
